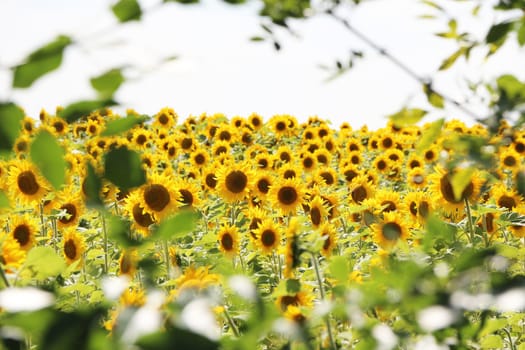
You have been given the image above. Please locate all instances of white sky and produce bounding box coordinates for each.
[0,0,523,129]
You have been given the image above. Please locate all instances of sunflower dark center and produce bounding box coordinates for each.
[219,131,231,141]
[59,203,77,224]
[181,138,193,149]
[344,169,358,182]
[205,174,217,188]
[194,154,205,165]
[382,222,402,241]
[351,155,360,164]
[409,160,421,168]
[225,171,248,194]
[349,143,359,151]
[278,186,298,205]
[419,201,430,218]
[381,200,396,213]
[515,142,525,153]
[249,218,262,235]
[310,207,321,226]
[303,157,314,169]
[158,114,169,124]
[280,295,299,311]
[64,239,77,259]
[120,253,133,274]
[409,202,418,216]
[280,152,291,162]
[322,234,331,250]
[179,189,193,206]
[377,160,387,170]
[257,178,270,193]
[136,134,147,145]
[251,117,261,127]
[424,150,435,160]
[215,146,227,155]
[16,140,28,152]
[13,224,30,246]
[320,172,334,185]
[498,195,516,210]
[53,121,65,133]
[382,137,393,148]
[317,155,328,164]
[503,155,517,167]
[276,122,286,131]
[351,185,367,204]
[17,171,40,195]
[284,170,296,179]
[221,233,234,251]
[439,175,473,203]
[261,229,276,247]
[132,204,155,227]
[144,184,170,211]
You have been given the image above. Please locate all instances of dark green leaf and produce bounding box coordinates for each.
[136,327,219,350]
[112,0,142,22]
[486,21,514,44]
[416,118,444,154]
[223,0,245,4]
[0,102,24,155]
[12,35,72,88]
[517,170,525,197]
[58,99,117,123]
[90,68,125,97]
[518,21,525,46]
[100,114,146,136]
[107,213,143,247]
[163,0,199,4]
[285,279,301,293]
[438,47,466,70]
[83,162,103,207]
[0,190,10,209]
[104,146,146,191]
[388,108,427,128]
[153,210,199,240]
[30,130,67,190]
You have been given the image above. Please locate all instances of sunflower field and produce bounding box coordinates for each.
[0,105,524,350]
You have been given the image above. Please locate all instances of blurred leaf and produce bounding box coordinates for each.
[329,256,350,285]
[153,210,199,240]
[517,170,525,197]
[101,114,146,136]
[455,248,496,272]
[250,36,265,42]
[136,327,219,350]
[163,0,199,4]
[421,0,443,10]
[388,108,426,128]
[486,21,514,44]
[480,334,503,349]
[0,102,24,156]
[438,47,466,70]
[107,213,142,247]
[24,246,66,280]
[424,215,456,251]
[518,21,525,46]
[104,146,146,190]
[112,0,142,22]
[285,279,301,293]
[12,35,72,88]
[223,0,246,4]
[0,190,10,209]
[58,98,117,123]
[450,167,475,201]
[497,74,525,102]
[1,309,57,343]
[416,118,444,153]
[83,162,103,207]
[30,130,67,190]
[423,85,445,108]
[479,318,507,338]
[90,68,125,97]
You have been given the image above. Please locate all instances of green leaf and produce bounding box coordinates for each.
[24,247,66,280]
[285,279,301,293]
[329,256,350,285]
[0,190,10,209]
[423,85,445,108]
[455,248,496,272]
[103,146,146,191]
[421,0,443,11]
[486,21,514,44]
[416,118,444,153]
[517,170,525,197]
[58,98,117,123]
[153,210,199,240]
[423,215,456,252]
[30,130,67,190]
[83,162,103,207]
[107,213,142,247]
[249,36,265,42]
[497,74,525,101]
[13,35,72,88]
[90,68,125,97]
[450,167,475,201]
[163,0,199,4]
[136,327,219,350]
[112,0,142,22]
[388,108,427,128]
[100,114,146,136]
[518,21,525,46]
[438,47,466,70]
[0,102,24,155]
[480,334,503,349]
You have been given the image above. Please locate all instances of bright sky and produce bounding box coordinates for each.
[0,0,523,129]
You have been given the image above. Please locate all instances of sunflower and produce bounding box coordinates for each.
[275,289,314,312]
[216,162,253,203]
[174,179,202,209]
[405,191,433,226]
[13,134,30,155]
[378,132,397,150]
[202,165,219,192]
[477,211,499,236]
[315,167,338,187]
[253,172,273,200]
[240,127,254,145]
[313,149,332,166]
[407,154,424,169]
[268,177,305,215]
[276,145,294,164]
[422,145,439,163]
[9,214,38,250]
[385,149,404,164]
[307,195,329,228]
[340,164,361,184]
[62,229,86,265]
[283,217,303,278]
[21,116,35,135]
[211,140,231,157]
[217,223,240,258]
[55,191,84,229]
[245,206,267,241]
[319,222,337,257]
[300,152,317,172]
[270,115,290,137]
[349,175,374,205]
[153,107,177,129]
[255,153,273,170]
[139,172,180,221]
[373,189,405,215]
[372,211,410,248]
[489,183,522,211]
[283,305,307,324]
[123,190,156,236]
[373,156,392,174]
[1,234,26,271]
[178,134,196,153]
[7,159,49,207]
[346,151,363,166]
[131,128,152,150]
[499,147,521,173]
[119,249,138,277]
[407,167,428,190]
[254,219,281,254]
[173,266,221,295]
[247,113,263,130]
[216,124,235,143]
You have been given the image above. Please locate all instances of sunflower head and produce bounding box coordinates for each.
[268,177,305,215]
[216,162,254,203]
[62,229,86,266]
[217,224,240,257]
[7,160,49,206]
[254,219,281,254]
[9,214,38,250]
[372,212,409,249]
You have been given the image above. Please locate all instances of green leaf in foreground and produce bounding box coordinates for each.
[136,327,219,350]
[112,0,142,22]
[12,35,72,88]
[30,130,67,190]
[153,210,199,240]
[24,247,66,280]
[104,146,146,191]
[424,84,445,108]
[107,214,142,247]
[485,21,514,44]
[0,190,10,209]
[90,68,125,97]
[388,108,427,128]
[58,98,117,123]
[450,167,475,202]
[416,118,444,154]
[438,46,466,71]
[423,215,455,251]
[82,162,103,207]
[0,102,24,155]
[329,256,350,285]
[101,114,146,136]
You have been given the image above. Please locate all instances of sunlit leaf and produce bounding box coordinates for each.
[438,47,466,70]
[100,114,146,136]
[421,0,443,10]
[90,68,125,97]
[424,215,456,251]
[12,35,72,88]
[24,247,66,280]
[388,108,427,128]
[423,85,445,108]
[416,118,444,154]
[58,98,117,123]
[112,0,142,22]
[153,210,199,240]
[518,21,525,46]
[0,190,10,209]
[450,167,475,201]
[30,130,67,190]
[329,256,350,285]
[455,248,496,272]
[250,36,265,42]
[497,74,525,101]
[0,102,24,156]
[480,335,503,349]
[103,146,146,190]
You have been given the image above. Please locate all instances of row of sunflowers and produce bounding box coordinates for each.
[0,107,524,349]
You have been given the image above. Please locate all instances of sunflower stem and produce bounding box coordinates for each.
[310,251,336,350]
[222,306,240,337]
[100,211,109,274]
[51,217,58,252]
[164,240,171,281]
[0,264,10,288]
[464,199,475,245]
[502,327,516,350]
[39,201,47,239]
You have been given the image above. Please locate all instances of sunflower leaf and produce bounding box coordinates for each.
[329,256,350,285]
[30,130,67,190]
[100,114,146,136]
[0,102,25,156]
[58,98,117,123]
[90,68,125,98]
[106,214,143,247]
[388,108,427,128]
[111,0,142,22]
[153,210,199,240]
[83,162,103,208]
[416,118,444,154]
[450,167,475,202]
[103,146,146,191]
[0,190,10,209]
[24,247,66,281]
